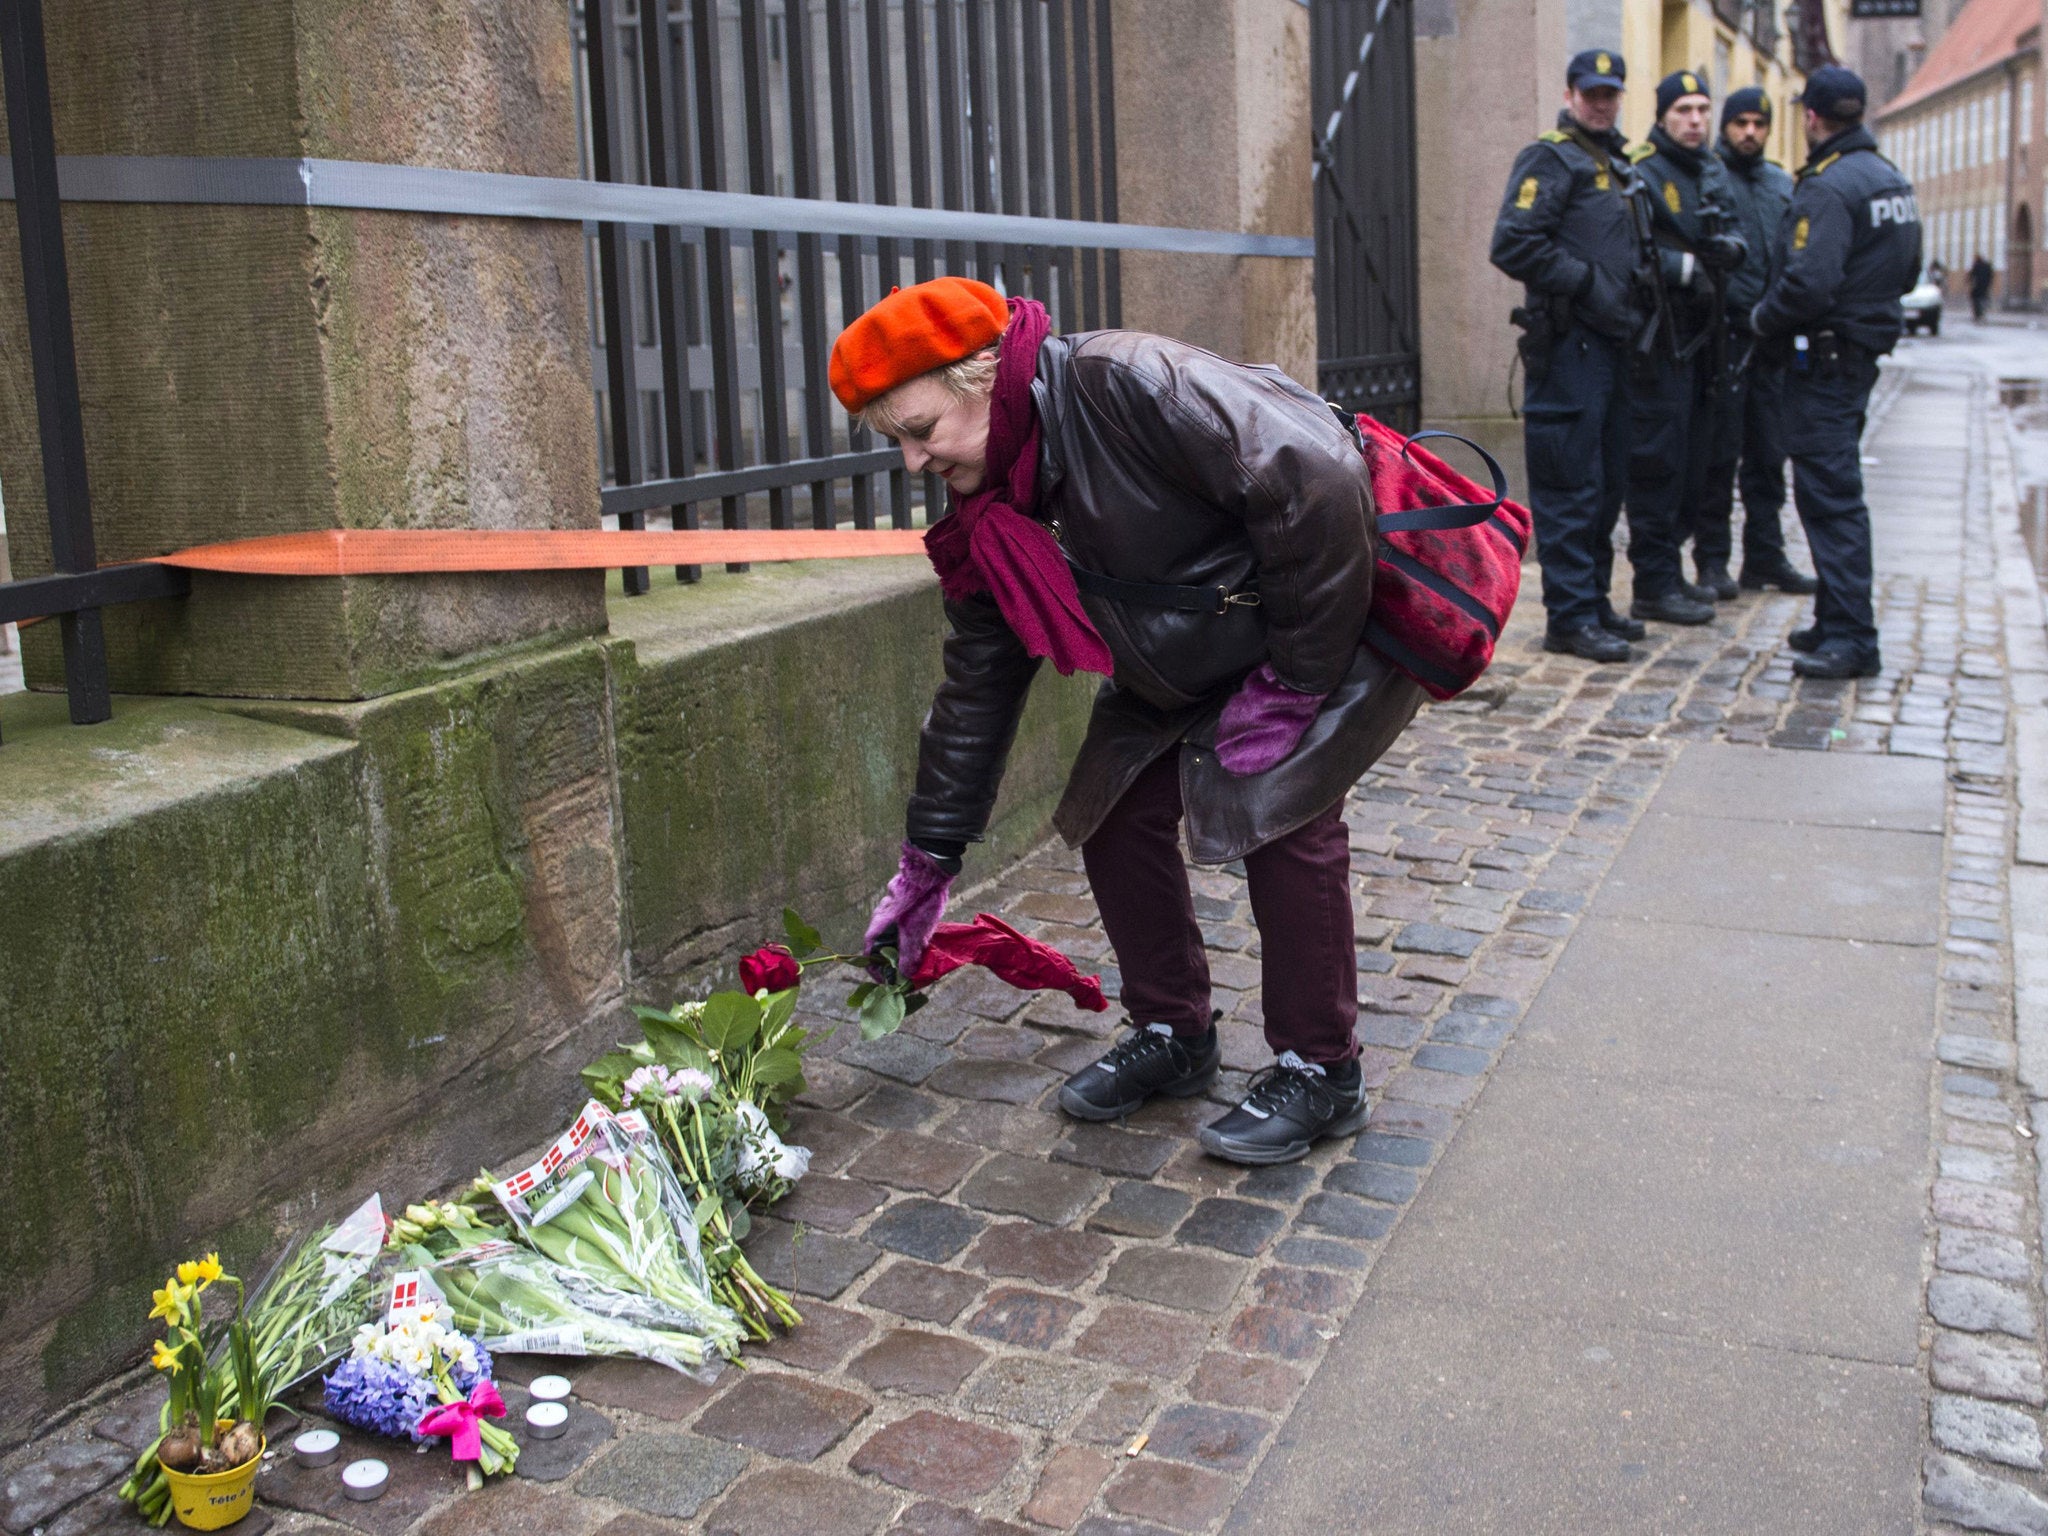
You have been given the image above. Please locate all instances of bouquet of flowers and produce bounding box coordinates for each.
[324,1305,517,1489]
[384,1188,734,1376]
[580,926,828,1339]
[489,1103,743,1358]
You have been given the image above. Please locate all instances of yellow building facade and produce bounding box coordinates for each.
[1611,0,1851,168]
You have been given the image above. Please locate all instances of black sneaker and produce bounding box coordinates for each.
[1058,1018,1221,1121]
[1197,1053,1370,1165]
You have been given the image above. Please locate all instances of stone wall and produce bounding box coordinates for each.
[0,563,1097,1447]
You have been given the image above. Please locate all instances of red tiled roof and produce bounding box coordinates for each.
[1877,0,2040,117]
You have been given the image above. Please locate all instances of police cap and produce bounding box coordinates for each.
[1566,49,1625,91]
[1722,85,1771,128]
[1796,65,1866,122]
[1655,69,1711,118]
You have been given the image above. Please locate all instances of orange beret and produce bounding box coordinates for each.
[829,276,1010,412]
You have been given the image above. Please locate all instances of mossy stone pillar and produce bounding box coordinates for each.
[0,0,604,700]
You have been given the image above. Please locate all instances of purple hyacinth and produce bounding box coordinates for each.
[322,1339,494,1443]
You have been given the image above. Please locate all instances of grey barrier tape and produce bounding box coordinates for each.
[0,154,1314,259]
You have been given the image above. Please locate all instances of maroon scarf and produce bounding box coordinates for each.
[922,299,1113,677]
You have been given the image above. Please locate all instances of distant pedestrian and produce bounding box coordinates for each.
[1970,253,1994,320]
[1750,65,1922,679]
[1928,257,1947,287]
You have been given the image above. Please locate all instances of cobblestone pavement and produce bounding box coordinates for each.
[5,353,2043,1535]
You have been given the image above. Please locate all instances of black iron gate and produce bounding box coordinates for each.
[1312,0,1419,429]
[574,0,1122,589]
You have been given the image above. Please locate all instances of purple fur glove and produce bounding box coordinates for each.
[865,842,956,978]
[1215,664,1328,776]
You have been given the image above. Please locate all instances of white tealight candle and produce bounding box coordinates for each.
[341,1459,389,1501]
[292,1428,341,1468]
[525,1401,570,1440]
[527,1374,573,1402]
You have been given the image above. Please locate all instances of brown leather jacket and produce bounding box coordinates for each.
[905,330,1423,866]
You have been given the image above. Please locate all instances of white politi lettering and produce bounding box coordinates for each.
[1869,193,1919,227]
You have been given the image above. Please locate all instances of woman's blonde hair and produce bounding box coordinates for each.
[855,344,1000,437]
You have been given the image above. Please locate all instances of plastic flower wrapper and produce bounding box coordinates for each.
[733,1100,811,1202]
[425,1239,726,1379]
[489,1103,743,1359]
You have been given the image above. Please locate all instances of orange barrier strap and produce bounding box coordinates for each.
[144,527,930,577]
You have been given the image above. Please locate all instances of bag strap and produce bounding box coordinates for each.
[1067,562,1261,615]
[1371,429,1510,535]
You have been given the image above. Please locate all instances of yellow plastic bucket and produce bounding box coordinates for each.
[162,1437,264,1530]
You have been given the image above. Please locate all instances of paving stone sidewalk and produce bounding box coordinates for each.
[3,358,2035,1536]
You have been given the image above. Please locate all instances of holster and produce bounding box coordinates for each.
[1510,294,1571,383]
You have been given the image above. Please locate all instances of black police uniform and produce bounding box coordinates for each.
[1695,135,1805,586]
[1752,122,1921,669]
[1623,121,1745,614]
[1491,80,1650,652]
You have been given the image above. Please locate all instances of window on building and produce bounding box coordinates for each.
[1971,97,1983,166]
[2000,86,2012,162]
[2024,80,2035,147]
[1997,199,2008,267]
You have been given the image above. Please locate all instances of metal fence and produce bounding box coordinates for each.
[576,0,1125,591]
[0,0,1316,733]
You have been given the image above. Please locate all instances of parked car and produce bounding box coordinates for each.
[1902,271,1943,336]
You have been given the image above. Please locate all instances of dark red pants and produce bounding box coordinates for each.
[1081,751,1358,1065]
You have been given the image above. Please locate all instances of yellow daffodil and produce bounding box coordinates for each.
[150,1339,182,1373]
[174,1252,222,1288]
[149,1280,193,1326]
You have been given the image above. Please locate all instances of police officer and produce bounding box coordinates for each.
[1620,70,1747,625]
[1692,87,1819,598]
[1751,65,1921,679]
[1491,49,1653,663]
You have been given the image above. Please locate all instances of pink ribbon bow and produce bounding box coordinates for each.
[417,1382,506,1462]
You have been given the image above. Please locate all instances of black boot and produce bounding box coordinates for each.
[1792,639,1881,679]
[1695,561,1739,601]
[1788,624,1825,653]
[1630,589,1717,626]
[1058,1017,1220,1121]
[1198,1053,1369,1165]
[1739,557,1820,595]
[1543,622,1631,663]
[1676,575,1719,604]
[1597,605,1647,641]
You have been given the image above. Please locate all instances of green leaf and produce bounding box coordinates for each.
[632,1004,684,1027]
[752,1047,806,1089]
[846,981,877,1008]
[724,1202,753,1242]
[760,987,799,1040]
[641,1018,712,1073]
[859,985,908,1040]
[699,990,763,1053]
[578,1050,642,1103]
[782,908,823,957]
[903,991,929,1017]
[691,1191,722,1232]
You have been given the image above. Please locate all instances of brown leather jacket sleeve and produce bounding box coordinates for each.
[905,592,1045,852]
[1073,348,1377,696]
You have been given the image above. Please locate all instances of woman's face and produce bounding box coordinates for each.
[875,373,994,496]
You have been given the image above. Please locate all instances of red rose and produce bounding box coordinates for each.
[739,945,801,994]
